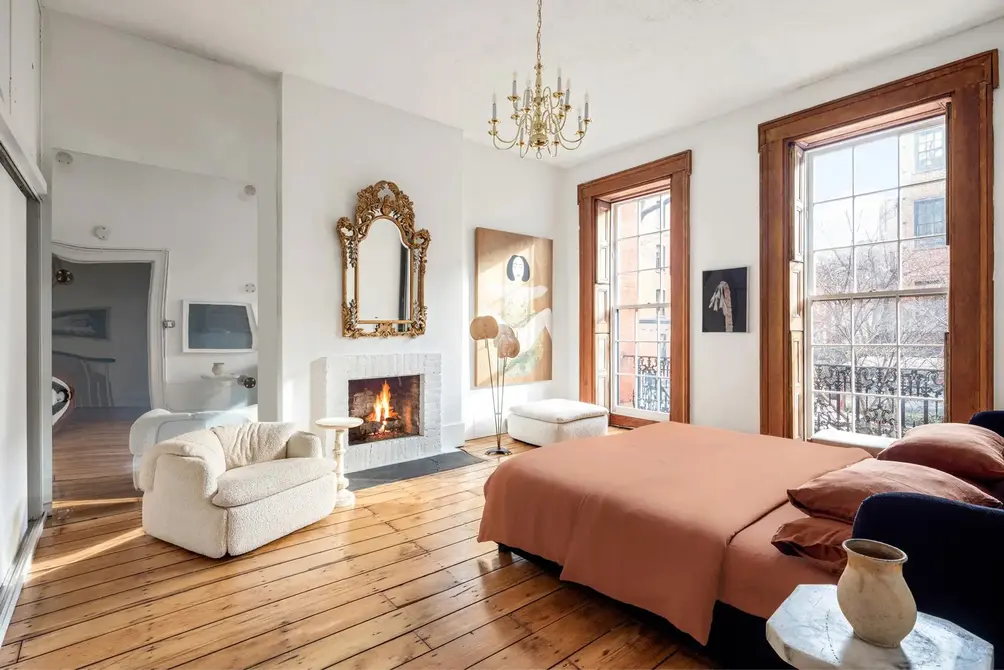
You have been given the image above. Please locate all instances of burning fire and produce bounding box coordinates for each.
[367,381,397,432]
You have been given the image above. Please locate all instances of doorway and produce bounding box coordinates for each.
[51,255,154,501]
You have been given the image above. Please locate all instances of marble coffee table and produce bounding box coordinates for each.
[767,584,993,670]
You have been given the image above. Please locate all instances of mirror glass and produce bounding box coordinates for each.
[357,217,411,323]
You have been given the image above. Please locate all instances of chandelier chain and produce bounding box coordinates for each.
[536,0,542,67]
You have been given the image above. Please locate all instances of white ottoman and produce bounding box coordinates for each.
[507,399,609,446]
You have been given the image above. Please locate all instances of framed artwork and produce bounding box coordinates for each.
[52,308,110,339]
[474,228,553,387]
[183,300,257,353]
[702,267,748,333]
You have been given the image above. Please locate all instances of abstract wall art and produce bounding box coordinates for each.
[474,228,553,387]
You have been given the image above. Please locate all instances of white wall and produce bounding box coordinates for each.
[41,10,280,418]
[51,260,151,408]
[561,18,1004,434]
[462,142,563,438]
[50,153,259,411]
[0,168,26,584]
[280,75,466,444]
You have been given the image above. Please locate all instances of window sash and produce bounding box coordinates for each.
[804,119,948,439]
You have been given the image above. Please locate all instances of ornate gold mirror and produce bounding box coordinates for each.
[338,181,430,338]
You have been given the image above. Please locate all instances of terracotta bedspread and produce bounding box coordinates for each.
[478,422,868,644]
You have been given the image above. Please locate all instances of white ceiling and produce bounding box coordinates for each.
[41,0,1004,166]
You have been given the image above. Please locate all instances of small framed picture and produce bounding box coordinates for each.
[183,300,257,353]
[702,267,748,333]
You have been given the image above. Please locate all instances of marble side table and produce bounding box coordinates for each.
[767,584,993,670]
[314,417,363,508]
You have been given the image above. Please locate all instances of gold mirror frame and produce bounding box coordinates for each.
[337,181,430,338]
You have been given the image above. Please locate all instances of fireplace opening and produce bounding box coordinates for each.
[348,375,421,445]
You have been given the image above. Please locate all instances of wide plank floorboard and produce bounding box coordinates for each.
[5,431,713,669]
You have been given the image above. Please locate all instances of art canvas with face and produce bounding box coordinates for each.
[474,228,553,387]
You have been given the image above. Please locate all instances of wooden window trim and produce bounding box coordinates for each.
[759,50,997,438]
[578,150,692,423]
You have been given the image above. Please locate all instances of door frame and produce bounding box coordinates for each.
[51,242,170,410]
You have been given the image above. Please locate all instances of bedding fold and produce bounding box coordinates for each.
[478,422,868,643]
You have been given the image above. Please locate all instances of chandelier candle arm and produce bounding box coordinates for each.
[487,0,592,158]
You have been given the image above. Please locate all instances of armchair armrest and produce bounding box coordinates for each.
[139,432,226,493]
[853,492,1004,650]
[286,431,325,459]
[968,411,1004,438]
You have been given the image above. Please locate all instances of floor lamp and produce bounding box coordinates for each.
[470,315,521,456]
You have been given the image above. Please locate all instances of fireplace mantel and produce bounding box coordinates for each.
[310,353,443,472]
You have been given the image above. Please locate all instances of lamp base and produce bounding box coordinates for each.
[485,447,512,456]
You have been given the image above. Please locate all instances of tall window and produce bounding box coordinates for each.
[595,192,671,419]
[807,118,948,439]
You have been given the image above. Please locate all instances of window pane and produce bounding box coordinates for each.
[635,376,669,414]
[615,201,638,239]
[635,309,660,341]
[616,308,636,341]
[901,238,948,290]
[639,196,661,235]
[660,231,670,269]
[813,346,851,392]
[617,272,639,305]
[615,373,636,408]
[616,341,636,374]
[901,182,946,239]
[855,395,898,437]
[854,190,898,244]
[900,346,944,398]
[661,195,671,231]
[901,398,944,430]
[812,198,853,250]
[637,233,662,270]
[853,298,896,344]
[900,296,947,344]
[854,242,899,292]
[901,123,946,184]
[617,237,637,273]
[855,346,897,395]
[636,269,668,305]
[854,135,899,194]
[811,147,852,202]
[813,248,852,295]
[813,392,852,432]
[811,300,851,344]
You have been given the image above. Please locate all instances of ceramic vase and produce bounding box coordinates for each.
[837,538,917,648]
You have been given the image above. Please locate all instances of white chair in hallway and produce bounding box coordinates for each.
[128,406,257,489]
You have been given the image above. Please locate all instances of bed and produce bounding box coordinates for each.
[477,421,869,647]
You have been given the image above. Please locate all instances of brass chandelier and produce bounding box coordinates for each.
[489,0,591,158]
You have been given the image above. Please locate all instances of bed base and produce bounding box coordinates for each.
[498,544,788,669]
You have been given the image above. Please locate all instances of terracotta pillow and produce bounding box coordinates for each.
[772,515,851,575]
[878,423,1004,483]
[787,458,1003,523]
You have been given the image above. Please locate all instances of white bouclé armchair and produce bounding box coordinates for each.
[139,422,336,558]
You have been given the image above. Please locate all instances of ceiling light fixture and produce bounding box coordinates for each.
[489,0,591,158]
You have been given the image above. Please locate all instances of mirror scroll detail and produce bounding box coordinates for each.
[337,181,429,338]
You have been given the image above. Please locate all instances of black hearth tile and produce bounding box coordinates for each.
[347,450,483,491]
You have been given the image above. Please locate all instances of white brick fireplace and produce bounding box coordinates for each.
[310,353,443,472]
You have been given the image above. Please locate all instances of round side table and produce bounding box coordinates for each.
[314,417,363,508]
[767,584,993,670]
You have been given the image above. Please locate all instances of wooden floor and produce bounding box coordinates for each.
[3,434,713,670]
[52,418,137,503]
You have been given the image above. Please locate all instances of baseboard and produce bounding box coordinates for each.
[0,516,45,647]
